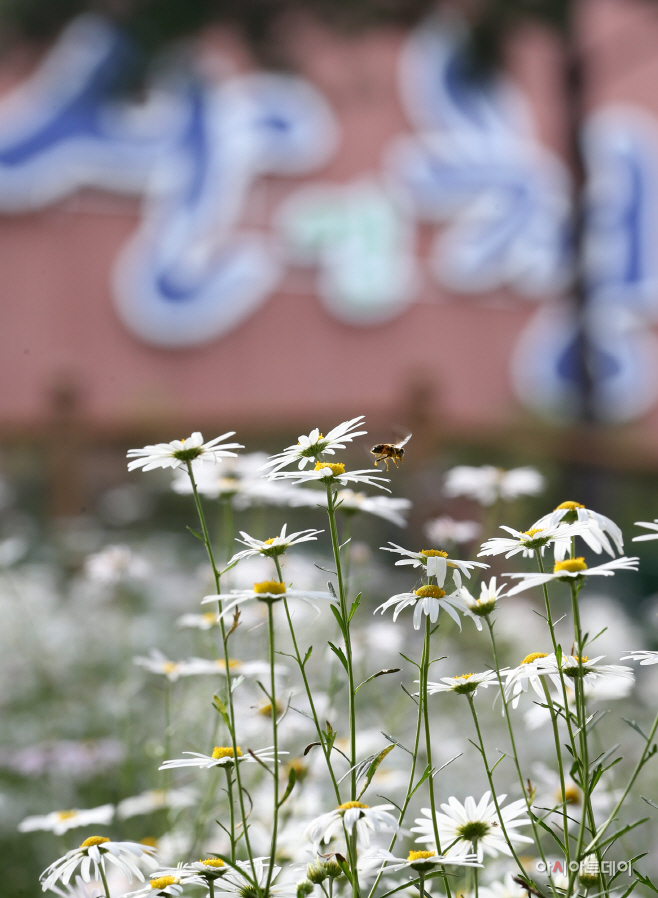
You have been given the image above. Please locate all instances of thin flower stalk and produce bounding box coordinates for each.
[264,601,280,896]
[420,616,452,898]
[185,461,257,879]
[485,619,553,887]
[273,554,341,804]
[539,679,571,867]
[465,693,530,878]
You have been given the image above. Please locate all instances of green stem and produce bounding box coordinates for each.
[209,879,215,898]
[421,617,452,898]
[540,679,571,867]
[99,865,112,898]
[185,462,257,879]
[419,872,425,898]
[466,693,528,877]
[325,483,357,796]
[163,679,172,794]
[366,640,425,898]
[284,598,342,802]
[264,601,280,893]
[486,619,552,889]
[583,708,658,855]
[226,767,236,863]
[326,481,359,898]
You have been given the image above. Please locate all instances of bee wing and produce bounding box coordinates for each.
[394,433,412,449]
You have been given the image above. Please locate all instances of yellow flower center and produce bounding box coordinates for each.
[573,655,588,664]
[553,558,587,573]
[203,613,218,625]
[55,810,78,821]
[150,876,179,889]
[414,585,446,599]
[162,662,178,674]
[258,700,283,717]
[521,528,544,538]
[338,801,369,810]
[556,501,585,510]
[521,652,549,665]
[557,785,582,805]
[407,850,436,862]
[211,746,242,760]
[454,673,475,680]
[264,538,276,545]
[141,837,158,847]
[200,859,226,868]
[253,581,286,595]
[215,658,242,670]
[420,549,448,557]
[80,836,110,848]
[314,462,345,476]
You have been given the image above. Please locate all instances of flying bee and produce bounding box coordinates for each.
[370,434,412,470]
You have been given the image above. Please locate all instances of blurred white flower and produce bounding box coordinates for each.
[633,519,658,541]
[116,789,196,820]
[260,417,368,475]
[479,872,530,898]
[333,490,411,527]
[176,611,220,630]
[621,650,658,665]
[444,466,545,506]
[19,803,114,835]
[84,546,150,585]
[0,739,124,780]
[424,516,481,546]
[127,432,242,473]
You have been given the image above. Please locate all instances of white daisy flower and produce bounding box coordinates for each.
[505,653,633,705]
[84,546,150,585]
[40,836,158,892]
[18,804,114,835]
[260,417,368,475]
[175,657,286,678]
[531,501,623,559]
[225,524,323,568]
[116,789,196,820]
[187,858,229,880]
[171,453,294,509]
[503,652,553,709]
[270,462,390,492]
[529,763,618,832]
[213,857,293,898]
[176,612,221,630]
[119,868,206,898]
[374,584,480,630]
[458,577,507,617]
[306,801,398,849]
[633,520,658,541]
[48,874,103,898]
[127,432,243,473]
[201,581,336,620]
[478,523,587,560]
[620,650,658,665]
[479,872,530,898]
[380,543,488,584]
[424,516,481,546]
[364,848,481,873]
[159,744,284,772]
[444,466,545,506]
[504,556,639,596]
[334,490,411,527]
[424,670,501,696]
[412,792,533,862]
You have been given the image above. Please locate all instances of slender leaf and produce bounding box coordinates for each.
[622,718,650,741]
[381,732,412,756]
[212,694,231,730]
[328,641,349,672]
[355,669,401,693]
[348,593,362,622]
[329,605,347,639]
[278,765,297,808]
[358,744,395,799]
[303,645,313,666]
